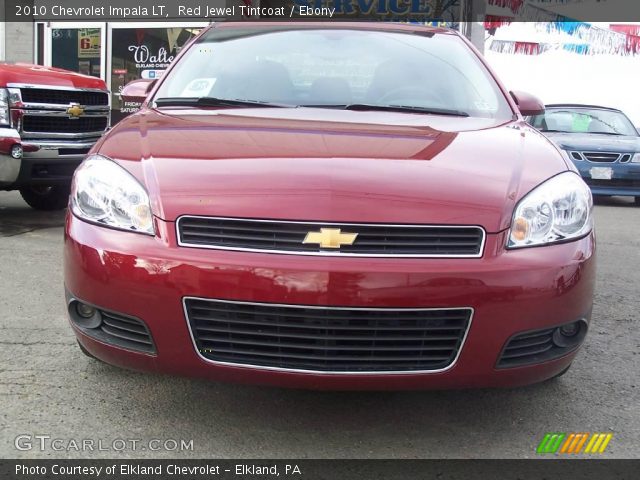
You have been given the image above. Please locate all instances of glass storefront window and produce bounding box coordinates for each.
[51,28,102,78]
[110,27,202,122]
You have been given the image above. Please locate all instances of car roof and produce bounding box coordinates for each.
[545,104,622,113]
[207,21,454,36]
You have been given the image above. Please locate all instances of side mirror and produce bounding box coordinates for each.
[121,79,157,104]
[510,91,545,116]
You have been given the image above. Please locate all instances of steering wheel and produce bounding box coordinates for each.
[378,86,444,106]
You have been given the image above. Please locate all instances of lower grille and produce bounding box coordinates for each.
[586,178,640,189]
[185,298,472,373]
[177,217,485,257]
[22,115,108,134]
[99,311,155,354]
[497,328,555,368]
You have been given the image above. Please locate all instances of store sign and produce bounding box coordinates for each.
[111,27,200,122]
[128,45,175,69]
[78,28,101,58]
[140,70,165,80]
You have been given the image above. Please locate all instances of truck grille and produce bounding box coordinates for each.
[184,298,472,373]
[177,217,485,258]
[22,116,108,134]
[19,88,109,106]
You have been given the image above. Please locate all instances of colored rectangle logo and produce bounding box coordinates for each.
[537,433,612,454]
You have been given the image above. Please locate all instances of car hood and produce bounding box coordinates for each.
[97,108,568,233]
[0,62,107,90]
[544,132,640,153]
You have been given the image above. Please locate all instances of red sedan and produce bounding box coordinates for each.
[64,23,595,390]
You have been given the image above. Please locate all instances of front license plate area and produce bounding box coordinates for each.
[590,167,613,180]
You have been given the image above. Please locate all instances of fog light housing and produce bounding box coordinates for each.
[559,323,579,337]
[68,300,102,329]
[76,303,96,318]
[497,319,589,368]
[552,320,587,349]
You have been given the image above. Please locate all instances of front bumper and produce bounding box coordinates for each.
[0,127,96,189]
[575,161,640,197]
[64,214,596,390]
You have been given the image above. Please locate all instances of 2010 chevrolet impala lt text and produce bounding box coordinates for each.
[64,23,595,390]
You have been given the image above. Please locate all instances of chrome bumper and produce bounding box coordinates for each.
[0,127,98,186]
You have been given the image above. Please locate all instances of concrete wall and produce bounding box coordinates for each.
[2,22,34,63]
[0,0,33,61]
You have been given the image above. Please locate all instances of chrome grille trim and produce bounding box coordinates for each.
[574,151,625,163]
[7,84,110,141]
[183,297,474,375]
[176,216,486,258]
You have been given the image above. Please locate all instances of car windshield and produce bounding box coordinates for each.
[530,107,638,136]
[152,27,513,120]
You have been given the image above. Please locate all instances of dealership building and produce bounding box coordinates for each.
[0,0,486,121]
[0,21,210,122]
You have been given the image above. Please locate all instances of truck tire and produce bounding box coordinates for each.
[19,185,71,211]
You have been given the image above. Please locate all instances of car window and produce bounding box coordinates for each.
[153,27,513,120]
[530,108,638,136]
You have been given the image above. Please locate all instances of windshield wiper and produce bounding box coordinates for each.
[302,103,469,117]
[153,97,294,108]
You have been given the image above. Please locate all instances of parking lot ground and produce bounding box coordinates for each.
[1,191,638,459]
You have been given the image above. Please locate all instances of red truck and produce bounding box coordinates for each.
[0,63,109,210]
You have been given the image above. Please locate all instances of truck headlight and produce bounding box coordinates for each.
[632,153,640,163]
[71,154,154,235]
[508,172,592,249]
[0,89,10,126]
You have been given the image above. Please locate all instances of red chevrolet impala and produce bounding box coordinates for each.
[64,23,595,390]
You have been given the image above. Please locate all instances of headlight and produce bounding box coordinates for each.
[508,172,592,249]
[0,89,10,126]
[71,155,154,235]
[632,153,640,163]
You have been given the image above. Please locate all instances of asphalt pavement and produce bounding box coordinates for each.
[0,191,638,459]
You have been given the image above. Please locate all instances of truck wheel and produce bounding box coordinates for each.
[19,185,71,211]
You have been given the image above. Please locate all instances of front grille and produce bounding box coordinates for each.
[185,298,472,372]
[582,152,621,163]
[177,217,485,257]
[99,310,155,354]
[22,115,108,134]
[20,88,108,106]
[586,178,640,189]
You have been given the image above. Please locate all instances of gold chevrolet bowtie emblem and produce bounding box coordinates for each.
[66,104,85,119]
[303,228,358,249]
